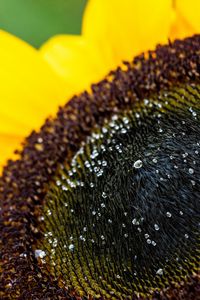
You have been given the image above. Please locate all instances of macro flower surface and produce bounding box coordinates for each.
[1,34,200,299]
[0,0,200,170]
[0,1,200,300]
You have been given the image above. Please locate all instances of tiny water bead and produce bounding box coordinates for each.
[39,85,200,298]
[166,212,172,218]
[34,249,46,259]
[154,224,160,231]
[133,159,143,169]
[68,244,75,251]
[156,269,164,276]
[189,168,194,175]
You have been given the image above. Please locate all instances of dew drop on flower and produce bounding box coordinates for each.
[156,268,163,276]
[166,212,172,218]
[35,249,46,259]
[154,224,160,231]
[133,160,143,169]
[68,244,75,251]
[189,168,194,174]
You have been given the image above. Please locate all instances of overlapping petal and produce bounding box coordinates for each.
[82,0,174,65]
[176,0,200,33]
[39,0,178,100]
[170,0,198,39]
[0,30,70,168]
[0,30,69,135]
[40,35,115,93]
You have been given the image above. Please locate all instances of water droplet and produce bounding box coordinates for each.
[156,268,163,276]
[133,160,143,169]
[154,224,160,231]
[193,111,197,117]
[121,128,127,134]
[123,117,129,124]
[135,113,140,119]
[79,235,86,242]
[166,212,172,218]
[47,209,52,216]
[189,168,194,175]
[35,249,46,259]
[102,192,107,198]
[102,160,107,167]
[69,244,75,251]
[132,218,139,225]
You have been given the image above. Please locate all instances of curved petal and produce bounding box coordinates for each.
[0,134,23,172]
[82,0,174,65]
[0,30,69,137]
[176,0,200,33]
[40,35,115,94]
[169,9,196,40]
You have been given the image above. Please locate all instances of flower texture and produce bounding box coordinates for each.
[0,0,199,170]
[0,1,200,300]
[1,34,200,299]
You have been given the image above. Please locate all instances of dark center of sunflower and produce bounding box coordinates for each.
[38,85,200,298]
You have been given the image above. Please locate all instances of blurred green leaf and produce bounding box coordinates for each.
[0,0,87,48]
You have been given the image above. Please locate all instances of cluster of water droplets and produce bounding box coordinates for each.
[37,89,200,294]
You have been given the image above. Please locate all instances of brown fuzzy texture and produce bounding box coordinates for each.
[0,35,200,300]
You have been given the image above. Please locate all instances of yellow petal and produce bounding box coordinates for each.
[176,0,200,33]
[169,9,195,40]
[40,35,115,94]
[0,30,69,137]
[82,0,174,65]
[0,134,23,172]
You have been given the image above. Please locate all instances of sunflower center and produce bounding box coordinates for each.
[38,85,200,298]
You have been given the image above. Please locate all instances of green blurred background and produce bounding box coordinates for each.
[0,0,87,48]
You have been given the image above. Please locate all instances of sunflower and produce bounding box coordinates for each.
[0,1,200,300]
[0,0,199,170]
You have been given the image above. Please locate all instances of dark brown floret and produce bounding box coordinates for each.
[0,35,200,300]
